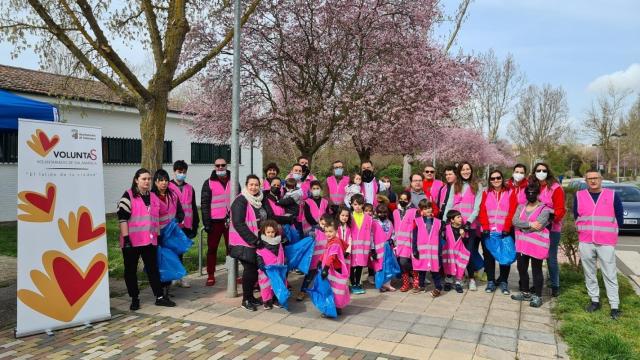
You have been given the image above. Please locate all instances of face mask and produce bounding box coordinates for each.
[535,171,548,181]
[398,200,409,208]
[334,168,344,176]
[176,173,186,182]
[216,170,227,177]
[271,187,280,195]
[301,164,310,175]
[362,169,374,182]
[292,173,302,181]
[512,173,524,182]
[377,214,387,221]
[311,189,321,197]
[526,193,538,203]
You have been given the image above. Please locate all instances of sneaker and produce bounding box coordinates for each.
[354,285,366,295]
[296,291,307,302]
[349,286,356,294]
[500,282,510,295]
[511,292,532,301]
[455,283,464,293]
[264,300,273,310]
[485,281,496,293]
[610,309,621,320]
[179,278,191,288]
[273,299,283,308]
[399,284,411,292]
[443,283,452,292]
[412,286,422,294]
[155,296,176,307]
[585,301,601,313]
[468,279,477,291]
[129,298,140,311]
[206,276,215,286]
[294,269,304,275]
[384,285,397,292]
[430,289,441,298]
[551,287,559,297]
[250,297,263,306]
[241,299,257,311]
[529,295,543,308]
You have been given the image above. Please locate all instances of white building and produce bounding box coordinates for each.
[0,65,262,222]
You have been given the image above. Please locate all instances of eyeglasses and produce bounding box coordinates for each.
[214,163,227,168]
[333,166,343,169]
[586,177,600,181]
[535,169,548,173]
[424,170,435,174]
[490,176,502,181]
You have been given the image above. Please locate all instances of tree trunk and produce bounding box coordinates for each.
[402,154,412,187]
[139,97,168,171]
[357,147,371,164]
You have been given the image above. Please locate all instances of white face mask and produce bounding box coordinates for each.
[535,171,548,181]
[512,173,525,182]
[311,189,322,197]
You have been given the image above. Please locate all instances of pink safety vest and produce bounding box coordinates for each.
[257,244,285,302]
[349,213,373,267]
[484,188,512,232]
[168,182,194,229]
[120,189,160,248]
[267,197,285,216]
[321,241,351,309]
[228,196,259,248]
[209,179,231,220]
[438,184,450,212]
[370,220,393,272]
[360,179,379,207]
[337,224,352,268]
[512,183,527,205]
[301,198,328,234]
[262,178,271,191]
[425,179,445,203]
[327,176,350,205]
[453,183,477,227]
[442,224,470,279]
[311,229,328,269]
[514,205,550,260]
[158,191,179,229]
[412,217,441,272]
[538,182,563,232]
[393,208,418,258]
[575,189,618,246]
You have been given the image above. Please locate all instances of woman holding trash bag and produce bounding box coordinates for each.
[479,170,517,295]
[117,168,175,311]
[263,177,295,225]
[229,174,268,311]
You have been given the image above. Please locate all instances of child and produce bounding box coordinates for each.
[442,210,471,293]
[278,178,303,234]
[511,184,551,308]
[297,214,333,301]
[256,220,286,310]
[412,199,443,297]
[344,173,363,208]
[371,204,396,292]
[363,203,374,217]
[363,203,376,284]
[320,218,350,316]
[394,192,418,292]
[302,180,329,235]
[349,194,372,294]
[335,205,352,266]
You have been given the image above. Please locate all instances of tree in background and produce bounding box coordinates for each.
[0,0,260,169]
[616,94,640,178]
[508,84,569,167]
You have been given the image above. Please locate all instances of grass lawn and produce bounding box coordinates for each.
[0,223,17,257]
[555,263,640,360]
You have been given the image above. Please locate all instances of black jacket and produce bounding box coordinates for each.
[201,169,231,228]
[256,242,281,269]
[228,195,265,264]
[263,190,295,224]
[169,180,200,238]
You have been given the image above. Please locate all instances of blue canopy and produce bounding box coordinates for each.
[0,90,58,130]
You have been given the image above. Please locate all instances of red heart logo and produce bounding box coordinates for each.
[52,257,106,306]
[77,211,106,243]
[38,130,59,152]
[24,184,55,214]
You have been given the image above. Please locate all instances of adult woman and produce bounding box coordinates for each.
[507,163,528,206]
[263,177,294,225]
[262,162,281,192]
[443,161,483,291]
[529,162,565,297]
[117,168,175,310]
[479,170,517,294]
[229,174,268,311]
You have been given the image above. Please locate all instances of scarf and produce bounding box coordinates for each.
[242,187,263,208]
[261,234,282,246]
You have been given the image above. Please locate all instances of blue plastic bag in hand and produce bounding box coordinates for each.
[305,271,337,318]
[471,246,484,271]
[375,242,401,289]
[160,220,193,255]
[265,264,290,310]
[157,246,187,282]
[284,236,314,274]
[485,232,516,265]
[282,224,300,244]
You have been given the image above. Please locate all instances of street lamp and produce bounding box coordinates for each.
[611,133,627,183]
[591,144,600,172]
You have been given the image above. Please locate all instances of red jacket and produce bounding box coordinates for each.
[478,188,517,232]
[325,236,348,271]
[540,182,566,222]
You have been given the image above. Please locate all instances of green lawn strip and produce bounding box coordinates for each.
[0,223,17,257]
[554,264,640,360]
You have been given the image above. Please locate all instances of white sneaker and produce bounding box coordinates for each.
[468,279,477,291]
[178,278,191,288]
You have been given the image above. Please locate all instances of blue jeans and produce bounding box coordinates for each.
[547,231,561,288]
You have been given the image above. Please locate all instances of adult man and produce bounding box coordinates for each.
[360,161,382,207]
[201,158,232,286]
[422,166,444,203]
[409,173,427,208]
[262,162,281,191]
[573,170,623,320]
[297,155,316,181]
[437,165,458,220]
[326,160,349,214]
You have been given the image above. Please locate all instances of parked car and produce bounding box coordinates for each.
[575,183,640,231]
[570,179,615,190]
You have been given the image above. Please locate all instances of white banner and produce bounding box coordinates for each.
[16,119,110,337]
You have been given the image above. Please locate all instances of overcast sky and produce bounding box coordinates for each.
[1,0,639,142]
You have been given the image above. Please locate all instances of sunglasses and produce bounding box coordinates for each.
[424,170,435,174]
[535,169,548,173]
[490,176,502,181]
[214,164,227,168]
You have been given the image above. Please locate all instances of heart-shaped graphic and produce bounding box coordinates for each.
[52,256,106,306]
[58,206,106,250]
[17,182,57,222]
[38,129,60,152]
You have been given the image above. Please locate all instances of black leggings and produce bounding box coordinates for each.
[517,254,543,296]
[463,234,477,278]
[240,259,259,301]
[350,266,363,286]
[122,244,163,298]
[482,239,511,283]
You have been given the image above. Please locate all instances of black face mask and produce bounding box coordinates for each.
[398,200,409,208]
[377,214,387,221]
[362,169,374,182]
[301,164,310,175]
[526,192,538,203]
[271,187,281,195]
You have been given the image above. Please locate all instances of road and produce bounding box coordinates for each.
[616,233,640,288]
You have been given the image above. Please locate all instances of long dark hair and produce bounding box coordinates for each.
[335,204,352,227]
[455,161,478,195]
[487,170,506,192]
[152,169,175,200]
[131,168,151,198]
[530,162,558,186]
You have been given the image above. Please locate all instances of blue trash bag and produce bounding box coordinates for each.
[375,242,401,289]
[282,224,300,244]
[284,236,314,274]
[305,271,337,318]
[265,264,290,310]
[160,220,193,255]
[157,246,187,282]
[485,232,516,265]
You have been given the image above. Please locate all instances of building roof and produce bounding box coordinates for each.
[0,64,182,112]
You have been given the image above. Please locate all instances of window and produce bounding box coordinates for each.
[191,142,238,164]
[0,131,18,163]
[102,137,172,164]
